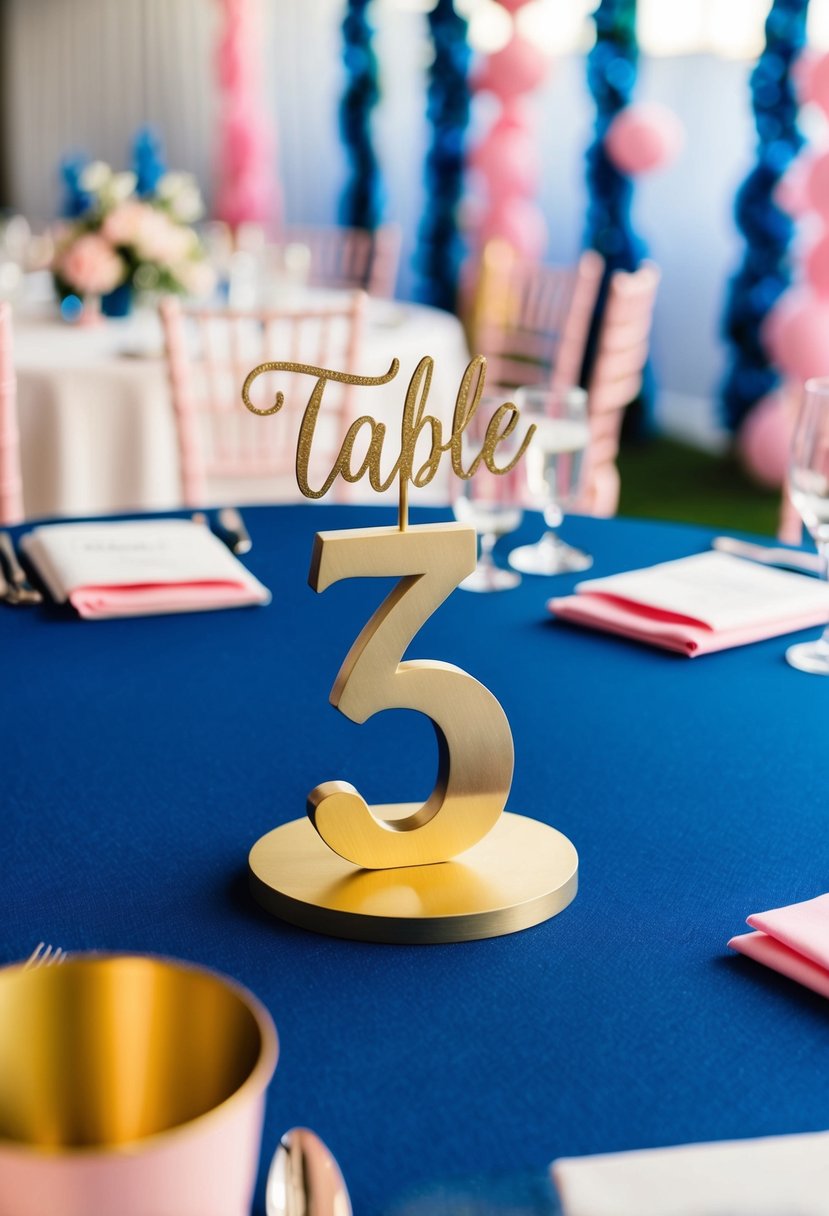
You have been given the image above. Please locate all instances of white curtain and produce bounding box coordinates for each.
[3,0,215,223]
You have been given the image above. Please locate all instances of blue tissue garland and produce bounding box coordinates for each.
[339,0,384,230]
[584,0,643,276]
[583,0,652,433]
[414,0,471,312]
[720,0,809,433]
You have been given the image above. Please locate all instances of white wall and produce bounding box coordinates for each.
[1,0,761,443]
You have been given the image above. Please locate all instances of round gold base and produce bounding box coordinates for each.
[248,810,578,944]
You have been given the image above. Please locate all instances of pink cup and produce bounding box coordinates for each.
[0,954,278,1216]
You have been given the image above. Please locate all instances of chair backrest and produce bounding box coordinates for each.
[160,292,367,508]
[277,224,402,299]
[0,301,23,526]
[472,244,604,395]
[777,381,803,545]
[579,261,661,517]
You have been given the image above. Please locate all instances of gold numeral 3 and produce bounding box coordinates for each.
[307,522,515,869]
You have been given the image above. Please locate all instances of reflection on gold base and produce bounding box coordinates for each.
[248,810,578,944]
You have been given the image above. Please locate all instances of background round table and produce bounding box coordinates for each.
[1,506,827,1216]
[13,299,471,520]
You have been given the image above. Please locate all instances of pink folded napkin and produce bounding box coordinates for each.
[728,892,829,999]
[20,519,270,620]
[548,551,829,656]
[552,1130,829,1216]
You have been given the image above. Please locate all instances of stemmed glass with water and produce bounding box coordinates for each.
[786,376,829,674]
[507,385,593,575]
[452,398,523,592]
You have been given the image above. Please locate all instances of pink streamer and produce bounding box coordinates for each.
[214,0,280,232]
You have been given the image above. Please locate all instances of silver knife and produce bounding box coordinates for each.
[712,535,822,576]
[217,507,252,555]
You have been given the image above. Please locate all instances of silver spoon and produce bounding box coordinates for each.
[266,1127,352,1216]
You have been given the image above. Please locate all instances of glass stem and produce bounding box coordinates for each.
[479,532,496,568]
[819,541,829,650]
[542,500,563,537]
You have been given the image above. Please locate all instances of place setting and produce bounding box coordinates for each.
[6,3,829,1215]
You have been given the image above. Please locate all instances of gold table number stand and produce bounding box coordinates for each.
[244,353,578,943]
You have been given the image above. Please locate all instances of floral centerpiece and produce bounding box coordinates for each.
[51,147,215,316]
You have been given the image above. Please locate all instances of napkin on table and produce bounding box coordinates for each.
[552,1129,829,1216]
[20,519,270,619]
[728,891,829,999]
[548,551,829,656]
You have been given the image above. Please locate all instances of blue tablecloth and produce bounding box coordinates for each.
[2,505,828,1216]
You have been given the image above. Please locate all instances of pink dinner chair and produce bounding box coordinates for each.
[472,244,605,395]
[578,261,661,517]
[277,224,402,298]
[160,292,367,508]
[777,381,804,545]
[0,301,23,525]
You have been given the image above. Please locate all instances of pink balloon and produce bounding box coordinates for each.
[774,154,813,217]
[808,50,829,117]
[497,97,532,130]
[764,288,829,380]
[479,35,551,100]
[471,125,539,195]
[805,229,829,296]
[480,197,547,260]
[737,392,792,489]
[806,150,829,217]
[605,103,684,175]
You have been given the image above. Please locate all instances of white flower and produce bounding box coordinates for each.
[157,173,186,199]
[109,171,137,203]
[157,172,204,223]
[79,160,112,194]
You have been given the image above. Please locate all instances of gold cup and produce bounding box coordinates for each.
[0,954,278,1216]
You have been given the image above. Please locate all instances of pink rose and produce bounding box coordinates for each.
[56,233,125,296]
[101,201,152,247]
[103,203,195,265]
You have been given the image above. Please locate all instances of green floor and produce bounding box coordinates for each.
[617,437,782,538]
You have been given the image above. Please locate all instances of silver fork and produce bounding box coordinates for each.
[24,942,67,968]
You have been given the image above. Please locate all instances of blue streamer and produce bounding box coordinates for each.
[414,0,471,312]
[339,0,384,230]
[584,0,643,276]
[132,126,166,198]
[583,0,653,433]
[720,0,809,433]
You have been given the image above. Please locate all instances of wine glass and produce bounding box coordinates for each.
[452,399,523,592]
[507,385,593,575]
[786,377,829,674]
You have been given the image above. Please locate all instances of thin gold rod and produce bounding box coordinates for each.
[398,475,408,532]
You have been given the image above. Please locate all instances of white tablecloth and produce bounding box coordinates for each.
[14,298,472,520]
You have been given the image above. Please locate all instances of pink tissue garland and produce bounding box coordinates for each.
[214,0,279,233]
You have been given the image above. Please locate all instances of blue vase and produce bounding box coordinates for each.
[101,281,134,317]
